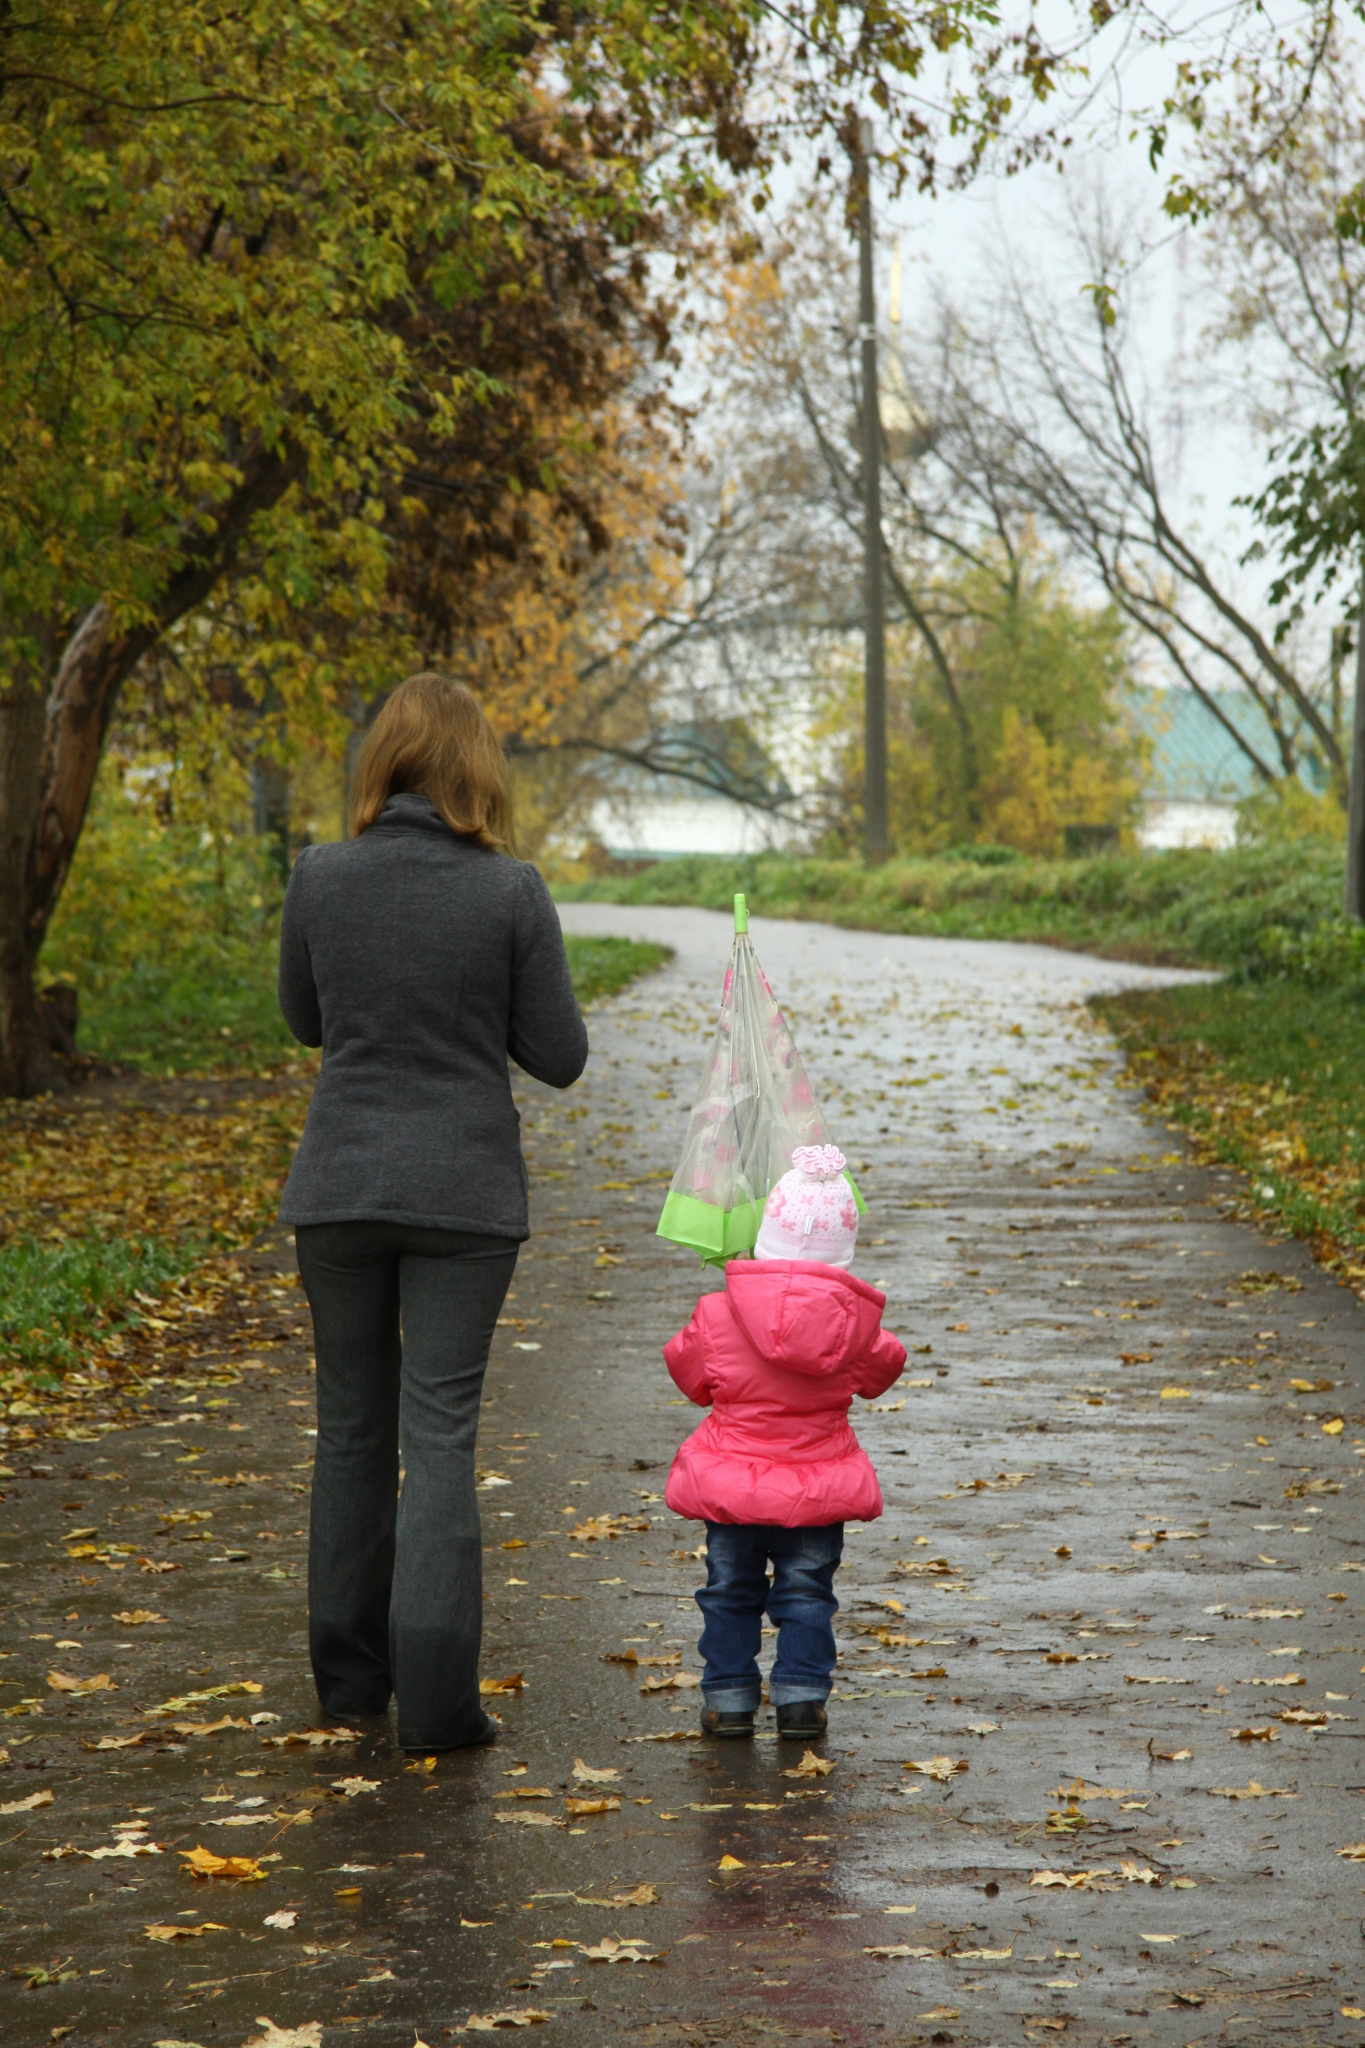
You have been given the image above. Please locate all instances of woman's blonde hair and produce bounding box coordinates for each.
[348,672,515,854]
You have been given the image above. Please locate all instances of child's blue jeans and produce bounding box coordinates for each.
[697,1521,844,1710]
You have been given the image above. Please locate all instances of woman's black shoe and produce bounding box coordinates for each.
[775,1700,827,1740]
[402,1710,500,1755]
[701,1705,755,1739]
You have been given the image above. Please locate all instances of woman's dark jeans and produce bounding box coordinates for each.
[295,1220,518,1750]
[697,1521,844,1711]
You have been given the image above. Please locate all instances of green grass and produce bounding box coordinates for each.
[562,935,670,1005]
[558,844,1346,971]
[0,1235,193,1389]
[1095,979,1365,1260]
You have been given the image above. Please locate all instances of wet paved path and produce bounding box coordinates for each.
[4,906,1365,2048]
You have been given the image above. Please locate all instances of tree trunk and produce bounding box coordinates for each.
[0,438,305,1097]
[0,678,55,1094]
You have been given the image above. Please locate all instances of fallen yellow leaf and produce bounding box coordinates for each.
[781,1750,835,1779]
[181,1845,267,1880]
[1209,1782,1296,1800]
[47,1669,115,1694]
[479,1673,525,1696]
[0,1787,54,1814]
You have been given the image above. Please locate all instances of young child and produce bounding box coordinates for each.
[662,1145,906,1740]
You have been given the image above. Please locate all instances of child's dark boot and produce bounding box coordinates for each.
[775,1700,828,1740]
[701,1704,755,1739]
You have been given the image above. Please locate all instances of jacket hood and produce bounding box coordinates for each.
[723,1258,887,1376]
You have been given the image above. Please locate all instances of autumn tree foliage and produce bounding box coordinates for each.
[4,0,1106,1096]
[0,0,749,1094]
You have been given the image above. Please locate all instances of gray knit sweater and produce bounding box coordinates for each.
[276,793,588,1236]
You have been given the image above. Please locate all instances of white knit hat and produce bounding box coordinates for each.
[754,1145,859,1267]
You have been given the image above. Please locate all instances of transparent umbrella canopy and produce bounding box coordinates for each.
[656,894,862,1265]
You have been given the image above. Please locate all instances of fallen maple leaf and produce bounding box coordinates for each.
[569,1514,650,1540]
[718,1854,745,1870]
[181,1844,267,1880]
[903,1756,968,1782]
[781,1750,835,1779]
[465,2012,553,2031]
[565,1796,620,1817]
[259,1727,358,1748]
[1231,1725,1280,1742]
[263,1910,298,1928]
[865,1944,920,1958]
[81,1732,146,1751]
[1208,1782,1296,1799]
[1054,1782,1140,1803]
[47,1669,116,1693]
[1336,1843,1365,1860]
[111,1610,165,1626]
[243,2023,323,2048]
[578,1936,659,1963]
[332,1777,380,1796]
[571,1758,620,1783]
[575,1883,658,1907]
[147,1681,262,1715]
[640,1670,700,1692]
[144,1921,226,1942]
[479,1673,526,1697]
[0,1788,53,1814]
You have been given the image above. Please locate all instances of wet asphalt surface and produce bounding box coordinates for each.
[3,903,1365,2048]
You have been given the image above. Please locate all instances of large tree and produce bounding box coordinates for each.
[2,0,1092,1095]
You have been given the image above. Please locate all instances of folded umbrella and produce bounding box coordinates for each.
[656,894,861,1264]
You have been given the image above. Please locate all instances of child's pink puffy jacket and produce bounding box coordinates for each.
[663,1259,907,1527]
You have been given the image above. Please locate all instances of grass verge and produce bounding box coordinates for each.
[558,845,1344,970]
[563,935,671,1005]
[1096,980,1365,1286]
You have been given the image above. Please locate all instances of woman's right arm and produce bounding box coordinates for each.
[507,863,589,1088]
[277,852,323,1047]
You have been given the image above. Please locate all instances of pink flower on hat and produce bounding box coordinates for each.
[755,1144,859,1267]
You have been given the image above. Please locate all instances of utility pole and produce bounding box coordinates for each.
[855,117,889,866]
[1347,550,1365,919]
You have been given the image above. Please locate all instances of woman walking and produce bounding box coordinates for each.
[276,673,588,1752]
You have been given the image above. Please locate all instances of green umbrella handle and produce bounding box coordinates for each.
[734,892,748,934]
